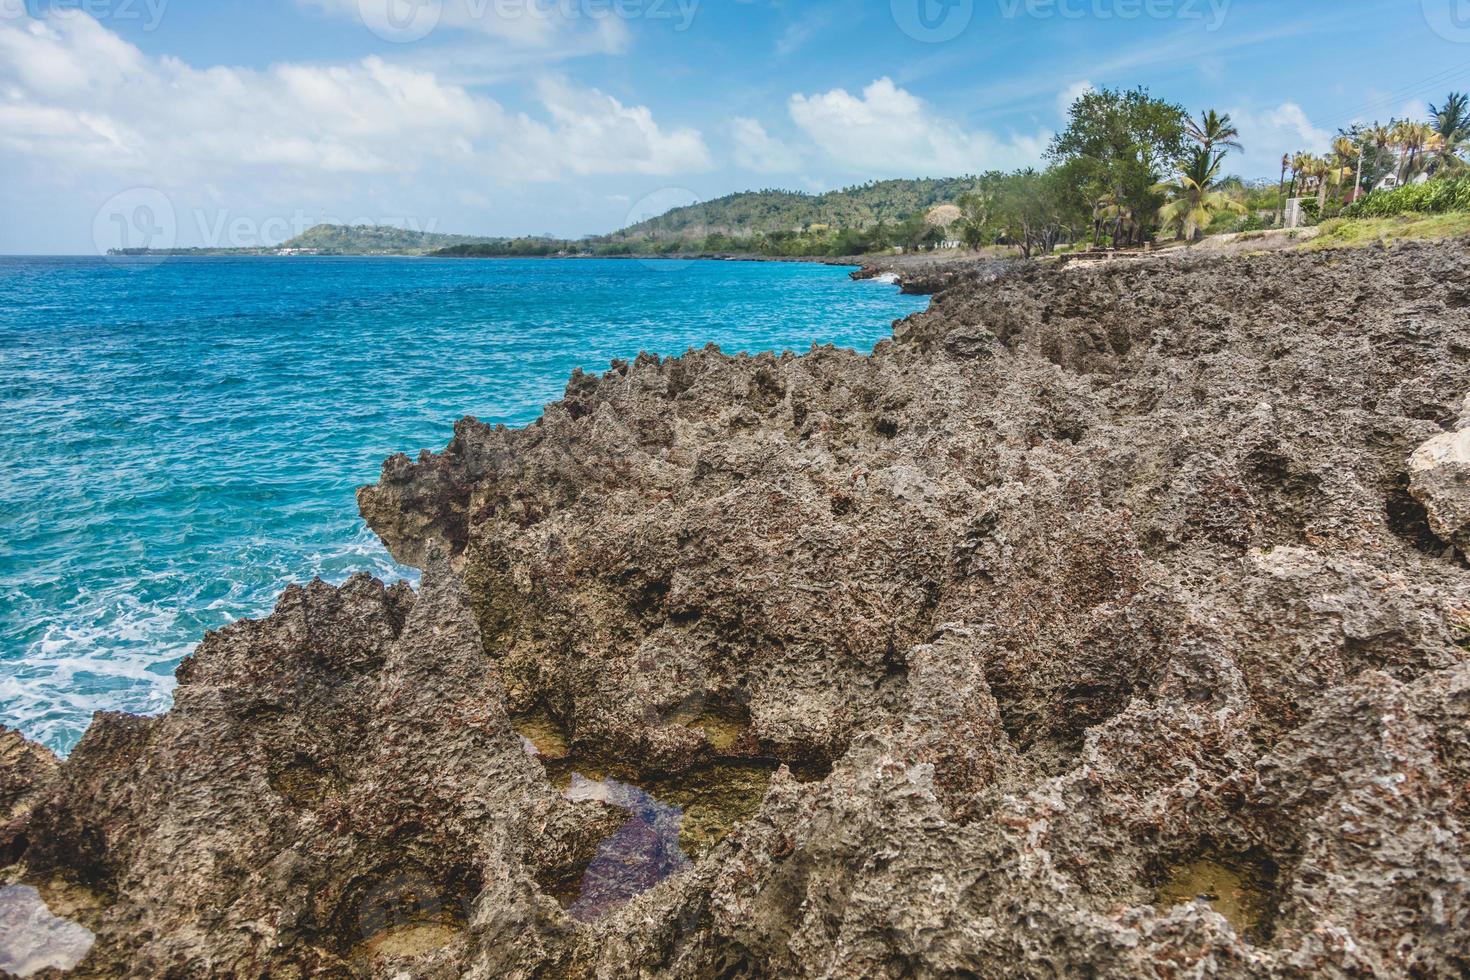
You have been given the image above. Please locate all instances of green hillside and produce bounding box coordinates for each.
[611,177,986,242]
[277,224,500,254]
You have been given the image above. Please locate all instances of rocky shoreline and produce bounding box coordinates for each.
[4,241,1470,978]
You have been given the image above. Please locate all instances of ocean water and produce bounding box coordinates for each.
[0,256,927,754]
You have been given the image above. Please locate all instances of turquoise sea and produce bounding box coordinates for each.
[0,256,927,754]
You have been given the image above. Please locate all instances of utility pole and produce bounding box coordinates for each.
[1354,140,1365,202]
[1277,154,1289,227]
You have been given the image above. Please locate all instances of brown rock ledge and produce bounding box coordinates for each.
[7,240,1470,978]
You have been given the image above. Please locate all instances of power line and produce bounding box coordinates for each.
[1334,62,1470,119]
[1330,62,1470,121]
[1320,63,1470,131]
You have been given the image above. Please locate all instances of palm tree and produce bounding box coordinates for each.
[1158,147,1246,241]
[1429,92,1469,172]
[1185,109,1243,155]
[1363,122,1393,192]
[1393,120,1435,183]
[1334,135,1352,202]
[1297,156,1330,208]
[1289,151,1313,200]
[1431,92,1469,140]
[1331,136,1358,204]
[1390,120,1414,183]
[1425,130,1448,173]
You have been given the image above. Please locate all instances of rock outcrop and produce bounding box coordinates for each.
[1411,394,1470,553]
[6,241,1470,978]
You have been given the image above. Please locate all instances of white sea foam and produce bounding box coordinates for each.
[1,524,413,754]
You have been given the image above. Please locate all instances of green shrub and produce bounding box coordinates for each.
[1343,174,1470,218]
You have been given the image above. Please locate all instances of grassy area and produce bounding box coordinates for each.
[1308,212,1470,250]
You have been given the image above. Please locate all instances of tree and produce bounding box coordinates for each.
[959,219,988,250]
[1298,155,1331,207]
[1185,109,1242,155]
[870,219,892,250]
[1390,120,1411,183]
[1429,92,1469,173]
[1329,137,1358,204]
[1158,146,1246,240]
[963,169,1085,258]
[1393,120,1435,182]
[1289,151,1313,201]
[956,183,997,250]
[1048,86,1188,246]
[1352,122,1398,191]
[893,213,940,251]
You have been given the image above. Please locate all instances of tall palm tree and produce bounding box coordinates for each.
[1424,130,1448,173]
[1289,151,1313,200]
[1431,92,1469,141]
[1185,109,1243,155]
[1393,120,1434,182]
[1158,147,1246,241]
[1413,121,1438,177]
[1331,136,1358,203]
[1363,122,1393,191]
[1429,92,1469,172]
[1298,156,1331,208]
[1391,120,1414,183]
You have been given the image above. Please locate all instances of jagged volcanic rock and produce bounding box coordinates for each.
[7,241,1470,978]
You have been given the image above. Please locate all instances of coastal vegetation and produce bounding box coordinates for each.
[613,178,987,240]
[114,223,511,257]
[273,224,500,254]
[126,88,1470,261]
[582,84,1470,259]
[1310,211,1470,249]
[1341,173,1470,217]
[1157,147,1247,240]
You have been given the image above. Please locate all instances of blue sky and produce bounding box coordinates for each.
[2,0,1467,252]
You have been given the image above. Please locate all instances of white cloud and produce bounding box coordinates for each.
[531,77,710,175]
[1227,102,1332,177]
[0,12,708,188]
[774,21,814,57]
[0,10,148,95]
[1400,99,1431,123]
[788,77,1047,176]
[729,117,801,174]
[1056,80,1093,117]
[302,0,629,50]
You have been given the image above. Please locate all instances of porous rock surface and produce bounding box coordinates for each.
[7,241,1470,978]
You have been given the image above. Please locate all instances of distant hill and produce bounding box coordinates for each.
[276,224,500,254]
[118,178,987,259]
[610,177,986,242]
[429,177,987,260]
